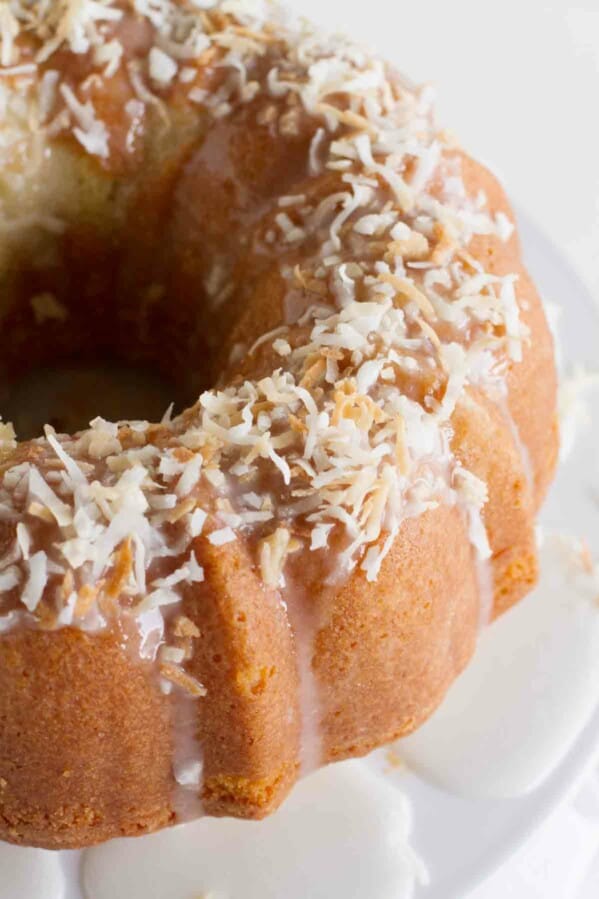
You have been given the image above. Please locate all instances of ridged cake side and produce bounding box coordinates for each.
[0,0,557,848]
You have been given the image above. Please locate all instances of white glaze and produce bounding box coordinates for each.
[475,555,495,629]
[392,534,599,798]
[0,842,65,899]
[82,761,427,899]
[169,692,204,821]
[284,579,324,775]
[295,629,324,775]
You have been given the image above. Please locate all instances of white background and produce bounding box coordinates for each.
[288,1,599,896]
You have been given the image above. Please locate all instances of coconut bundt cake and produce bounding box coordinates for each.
[0,0,558,850]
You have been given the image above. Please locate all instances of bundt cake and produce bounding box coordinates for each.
[0,0,558,849]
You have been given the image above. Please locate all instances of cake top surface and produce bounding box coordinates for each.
[0,0,526,691]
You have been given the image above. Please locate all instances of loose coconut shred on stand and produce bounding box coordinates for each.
[0,0,546,836]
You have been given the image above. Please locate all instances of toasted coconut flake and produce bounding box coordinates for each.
[160,662,207,698]
[315,101,379,137]
[259,526,294,587]
[60,83,109,158]
[207,526,236,546]
[22,551,48,613]
[0,566,21,592]
[75,582,102,618]
[173,615,201,638]
[28,468,72,527]
[162,496,197,524]
[379,273,436,322]
[190,507,208,537]
[105,537,133,598]
[310,522,334,550]
[149,46,178,86]
[26,501,55,524]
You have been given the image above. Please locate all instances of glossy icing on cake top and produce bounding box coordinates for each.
[0,0,520,627]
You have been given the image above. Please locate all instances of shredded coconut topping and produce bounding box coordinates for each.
[0,0,528,696]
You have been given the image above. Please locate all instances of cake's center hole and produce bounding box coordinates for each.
[1,360,182,441]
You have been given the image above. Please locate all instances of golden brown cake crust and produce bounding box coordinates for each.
[182,534,301,819]
[311,505,480,762]
[0,629,174,848]
[0,1,558,849]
